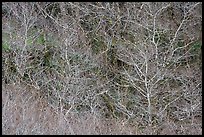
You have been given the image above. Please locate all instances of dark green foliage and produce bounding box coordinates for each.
[190,41,202,54]
[107,46,117,68]
[101,93,116,118]
[22,72,29,81]
[2,51,18,84]
[43,47,54,67]
[75,104,91,112]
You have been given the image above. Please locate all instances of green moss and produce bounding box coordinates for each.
[2,32,12,52]
[37,33,46,45]
[26,37,33,46]
[27,28,59,47]
[190,41,202,54]
[2,41,11,52]
[91,37,107,55]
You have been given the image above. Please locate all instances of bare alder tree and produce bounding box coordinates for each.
[114,2,202,128]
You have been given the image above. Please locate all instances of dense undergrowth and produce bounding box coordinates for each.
[2,2,202,135]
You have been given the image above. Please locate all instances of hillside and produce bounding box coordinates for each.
[2,2,202,135]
